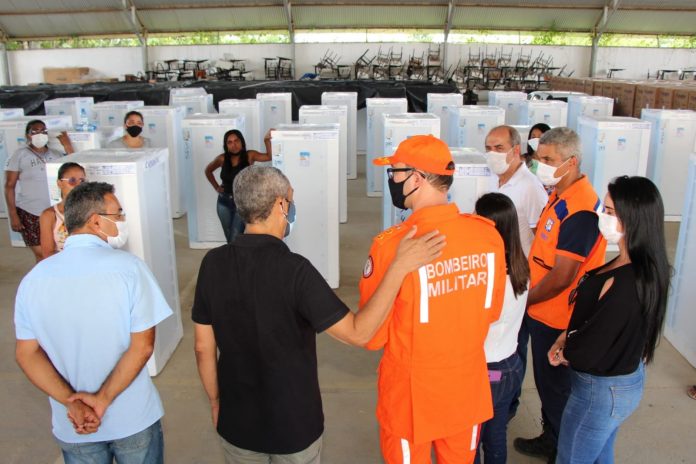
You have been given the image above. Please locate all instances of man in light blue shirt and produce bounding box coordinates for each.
[14,181,172,464]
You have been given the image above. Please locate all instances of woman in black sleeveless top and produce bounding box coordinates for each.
[547,176,670,464]
[205,129,272,243]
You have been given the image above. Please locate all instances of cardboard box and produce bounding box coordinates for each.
[688,89,696,112]
[583,79,595,95]
[674,87,691,109]
[633,84,659,117]
[613,82,637,116]
[43,67,90,84]
[592,80,604,97]
[602,81,615,98]
[656,85,677,109]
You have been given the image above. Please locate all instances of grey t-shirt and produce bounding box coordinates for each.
[5,145,64,216]
[106,136,151,149]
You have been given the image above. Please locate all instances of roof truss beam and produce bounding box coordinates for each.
[122,0,146,44]
[283,0,294,41]
[594,0,622,35]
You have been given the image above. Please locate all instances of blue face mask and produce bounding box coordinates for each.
[283,199,296,238]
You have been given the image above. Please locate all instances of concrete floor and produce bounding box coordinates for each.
[1,156,695,463]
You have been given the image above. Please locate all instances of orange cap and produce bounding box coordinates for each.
[373,135,455,175]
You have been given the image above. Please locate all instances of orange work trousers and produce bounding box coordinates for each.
[380,424,481,464]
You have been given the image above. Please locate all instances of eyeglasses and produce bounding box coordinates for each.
[29,129,48,135]
[386,167,416,180]
[60,177,86,186]
[99,212,126,221]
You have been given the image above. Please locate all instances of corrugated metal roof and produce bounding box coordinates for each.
[134,0,281,7]
[0,1,694,38]
[0,0,122,12]
[0,11,133,38]
[138,7,288,33]
[293,5,448,29]
[606,10,696,35]
[292,0,447,4]
[452,7,599,32]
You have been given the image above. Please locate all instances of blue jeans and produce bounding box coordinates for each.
[556,364,644,464]
[56,420,163,464]
[509,314,530,420]
[528,314,571,444]
[217,193,245,243]
[475,353,524,464]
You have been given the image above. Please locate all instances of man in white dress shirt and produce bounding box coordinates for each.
[484,125,548,256]
[484,124,549,426]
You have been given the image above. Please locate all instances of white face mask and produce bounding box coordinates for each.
[528,138,540,152]
[486,150,512,176]
[598,212,623,244]
[535,158,570,187]
[31,133,49,148]
[99,215,129,249]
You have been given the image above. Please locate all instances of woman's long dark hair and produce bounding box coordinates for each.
[475,193,530,297]
[608,176,671,364]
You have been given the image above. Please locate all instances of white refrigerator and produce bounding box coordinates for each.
[299,105,348,223]
[577,116,651,201]
[447,106,505,151]
[257,93,292,140]
[139,106,188,218]
[427,93,463,150]
[519,100,568,127]
[665,153,696,368]
[365,98,408,197]
[44,97,95,126]
[219,99,262,151]
[92,101,145,129]
[322,92,358,180]
[449,148,497,214]
[0,108,24,120]
[182,114,245,248]
[381,113,441,230]
[169,87,207,98]
[642,109,696,220]
[488,91,528,125]
[271,124,340,289]
[171,94,216,116]
[567,95,614,132]
[45,149,182,376]
[1,115,73,241]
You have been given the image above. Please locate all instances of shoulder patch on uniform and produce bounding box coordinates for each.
[554,199,569,221]
[363,256,374,278]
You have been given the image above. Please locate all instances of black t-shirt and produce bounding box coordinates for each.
[191,234,349,454]
[220,151,249,195]
[564,261,646,376]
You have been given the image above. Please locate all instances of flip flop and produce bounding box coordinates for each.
[688,385,696,400]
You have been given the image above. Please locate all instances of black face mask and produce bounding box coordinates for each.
[126,125,143,138]
[388,173,419,210]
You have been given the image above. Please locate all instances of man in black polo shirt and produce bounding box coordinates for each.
[193,165,444,464]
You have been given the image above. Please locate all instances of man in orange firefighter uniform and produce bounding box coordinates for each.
[359,135,507,463]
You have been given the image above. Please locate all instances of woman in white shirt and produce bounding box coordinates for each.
[474,192,530,464]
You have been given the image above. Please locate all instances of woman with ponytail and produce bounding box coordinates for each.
[549,176,671,464]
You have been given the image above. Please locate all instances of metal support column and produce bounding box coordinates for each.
[0,26,10,86]
[443,0,455,71]
[589,0,621,77]
[123,0,148,75]
[590,33,600,77]
[283,0,295,78]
